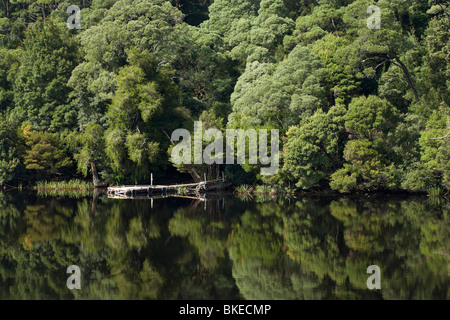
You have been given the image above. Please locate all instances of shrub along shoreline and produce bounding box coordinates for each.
[34,180,95,191]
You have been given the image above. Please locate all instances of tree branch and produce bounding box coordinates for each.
[430,132,450,140]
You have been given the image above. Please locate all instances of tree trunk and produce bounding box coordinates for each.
[187,164,202,182]
[5,0,9,18]
[395,57,420,103]
[90,161,100,186]
[160,127,203,182]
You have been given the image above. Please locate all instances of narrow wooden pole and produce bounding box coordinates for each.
[222,171,225,182]
[204,173,207,183]
[151,173,153,186]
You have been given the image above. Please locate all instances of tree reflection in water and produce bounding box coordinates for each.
[0,192,448,299]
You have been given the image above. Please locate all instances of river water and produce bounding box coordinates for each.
[0,191,448,299]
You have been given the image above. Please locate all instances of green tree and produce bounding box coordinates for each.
[329,96,401,192]
[67,123,107,186]
[229,44,326,130]
[104,49,184,183]
[0,113,20,185]
[12,19,79,133]
[21,123,72,178]
[0,48,19,111]
[344,95,399,141]
[342,0,425,103]
[282,105,346,189]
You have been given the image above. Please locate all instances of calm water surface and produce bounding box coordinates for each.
[0,191,448,299]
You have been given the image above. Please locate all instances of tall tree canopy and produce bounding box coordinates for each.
[0,0,447,192]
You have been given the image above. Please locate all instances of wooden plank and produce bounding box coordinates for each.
[172,195,206,201]
[107,179,224,193]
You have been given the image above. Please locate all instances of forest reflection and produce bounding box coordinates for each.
[0,192,448,300]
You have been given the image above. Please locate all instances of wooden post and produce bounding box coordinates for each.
[204,173,207,183]
[151,173,153,186]
[222,171,225,182]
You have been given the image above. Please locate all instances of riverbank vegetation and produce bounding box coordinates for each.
[0,0,448,194]
[34,180,95,198]
[35,180,95,191]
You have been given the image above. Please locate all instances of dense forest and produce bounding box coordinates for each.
[0,0,449,193]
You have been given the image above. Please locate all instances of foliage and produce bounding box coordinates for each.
[283,105,346,189]
[229,44,326,129]
[0,113,21,185]
[235,184,254,194]
[0,0,448,192]
[11,19,79,133]
[21,124,72,178]
[34,180,95,199]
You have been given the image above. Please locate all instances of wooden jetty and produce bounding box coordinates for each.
[107,178,225,199]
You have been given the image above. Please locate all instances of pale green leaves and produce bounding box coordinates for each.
[230,45,326,129]
[108,65,162,126]
[105,128,126,171]
[79,0,185,70]
[202,0,294,62]
[125,132,159,166]
[71,123,105,177]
